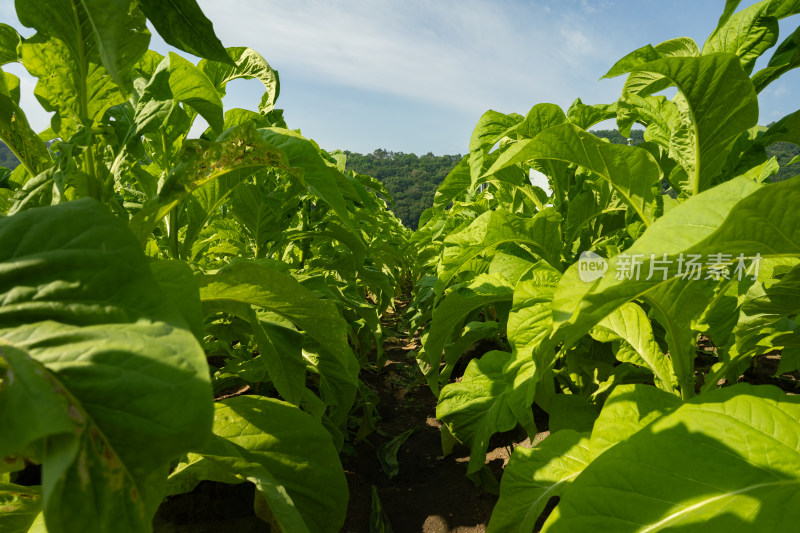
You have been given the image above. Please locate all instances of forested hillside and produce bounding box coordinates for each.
[0,142,20,169]
[343,150,462,228]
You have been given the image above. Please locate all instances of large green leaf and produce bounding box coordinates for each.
[138,0,233,65]
[149,52,224,134]
[80,0,153,86]
[167,396,348,533]
[507,262,562,360]
[437,350,526,473]
[543,384,800,531]
[487,430,592,533]
[200,47,280,113]
[489,384,682,532]
[604,54,759,194]
[0,199,212,533]
[702,0,800,74]
[256,318,306,405]
[197,261,359,424]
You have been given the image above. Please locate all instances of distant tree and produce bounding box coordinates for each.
[344,149,462,229]
[0,142,20,170]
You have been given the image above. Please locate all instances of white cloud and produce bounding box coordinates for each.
[770,85,789,98]
[197,0,624,115]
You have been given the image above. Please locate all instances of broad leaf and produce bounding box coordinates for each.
[167,396,348,533]
[138,0,233,65]
[437,351,525,473]
[200,47,280,113]
[17,0,150,137]
[553,177,800,396]
[197,261,358,424]
[543,384,800,532]
[604,54,759,194]
[0,199,212,533]
[488,430,591,533]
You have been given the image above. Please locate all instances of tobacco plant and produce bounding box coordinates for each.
[410,0,800,529]
[0,1,408,532]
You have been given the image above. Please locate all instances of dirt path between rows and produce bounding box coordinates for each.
[341,298,529,533]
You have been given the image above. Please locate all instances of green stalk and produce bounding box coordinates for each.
[71,1,101,200]
[168,209,180,259]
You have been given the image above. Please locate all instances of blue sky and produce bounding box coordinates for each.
[2,0,798,155]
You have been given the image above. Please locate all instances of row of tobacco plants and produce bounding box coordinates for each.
[0,1,411,532]
[410,0,800,530]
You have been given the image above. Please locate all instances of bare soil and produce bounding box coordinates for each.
[341,334,505,533]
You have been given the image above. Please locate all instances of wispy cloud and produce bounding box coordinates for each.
[197,0,624,115]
